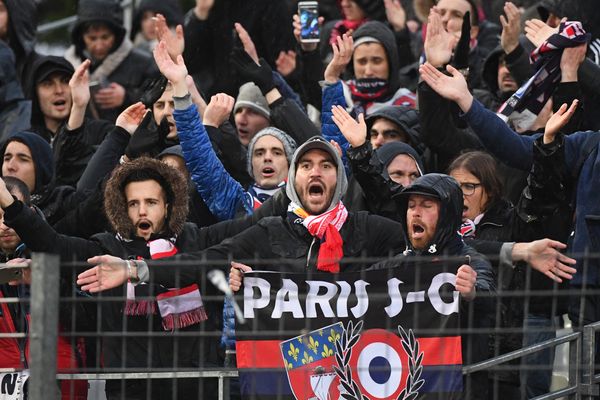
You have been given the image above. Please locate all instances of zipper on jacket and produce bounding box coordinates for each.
[306,237,317,269]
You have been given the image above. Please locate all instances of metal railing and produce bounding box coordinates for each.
[2,253,600,400]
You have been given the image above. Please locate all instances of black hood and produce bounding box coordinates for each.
[365,105,422,150]
[481,46,505,94]
[26,56,75,130]
[4,0,37,59]
[351,21,401,95]
[395,174,463,255]
[71,0,127,58]
[130,0,184,41]
[375,141,424,180]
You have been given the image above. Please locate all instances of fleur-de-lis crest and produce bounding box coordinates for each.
[301,351,314,365]
[321,344,333,358]
[288,343,299,361]
[328,329,340,344]
[308,336,319,354]
[285,360,294,370]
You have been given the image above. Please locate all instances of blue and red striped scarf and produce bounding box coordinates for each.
[499,21,590,118]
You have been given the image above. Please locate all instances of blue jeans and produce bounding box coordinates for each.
[520,315,556,399]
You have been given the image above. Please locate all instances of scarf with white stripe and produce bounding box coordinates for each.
[125,238,207,331]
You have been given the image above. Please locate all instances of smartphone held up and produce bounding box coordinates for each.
[298,1,320,43]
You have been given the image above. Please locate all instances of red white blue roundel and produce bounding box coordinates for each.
[349,329,409,399]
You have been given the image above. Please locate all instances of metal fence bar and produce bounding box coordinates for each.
[463,332,580,374]
[28,253,60,400]
[56,370,239,380]
[581,322,600,399]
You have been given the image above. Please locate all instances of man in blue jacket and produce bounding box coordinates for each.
[419,60,599,372]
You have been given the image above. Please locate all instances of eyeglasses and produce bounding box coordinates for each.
[460,182,482,196]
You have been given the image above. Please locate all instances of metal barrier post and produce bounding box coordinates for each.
[581,322,600,399]
[28,253,60,400]
[568,330,581,400]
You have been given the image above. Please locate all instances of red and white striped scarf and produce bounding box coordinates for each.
[288,201,348,273]
[125,238,207,331]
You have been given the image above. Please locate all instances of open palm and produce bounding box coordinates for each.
[153,40,188,85]
[331,105,367,148]
[419,62,472,111]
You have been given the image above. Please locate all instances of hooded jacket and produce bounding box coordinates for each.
[2,157,258,397]
[321,22,417,175]
[371,174,495,368]
[65,0,159,122]
[0,42,31,142]
[345,140,423,220]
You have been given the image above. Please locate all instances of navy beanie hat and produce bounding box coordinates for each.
[2,132,54,193]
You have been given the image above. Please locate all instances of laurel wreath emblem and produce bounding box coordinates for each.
[332,321,424,400]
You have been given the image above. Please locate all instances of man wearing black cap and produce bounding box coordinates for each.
[26,55,112,186]
[373,173,495,399]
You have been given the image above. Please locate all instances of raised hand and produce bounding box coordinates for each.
[153,40,188,86]
[455,264,477,301]
[330,105,367,148]
[384,0,407,32]
[69,59,91,108]
[204,93,235,127]
[543,99,578,144]
[275,50,297,77]
[154,13,184,60]
[235,22,260,64]
[186,75,207,116]
[116,102,148,135]
[78,255,129,293]
[560,43,587,82]
[424,7,457,68]
[94,82,126,109]
[324,33,353,82]
[500,2,523,54]
[229,261,252,292]
[230,48,275,95]
[525,18,560,48]
[419,62,473,111]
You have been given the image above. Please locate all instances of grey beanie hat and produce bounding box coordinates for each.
[246,127,297,178]
[286,136,348,213]
[234,82,271,120]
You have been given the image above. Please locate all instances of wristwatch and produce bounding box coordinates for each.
[127,260,140,284]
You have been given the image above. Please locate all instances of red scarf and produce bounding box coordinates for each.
[125,238,207,331]
[330,19,366,45]
[288,201,348,273]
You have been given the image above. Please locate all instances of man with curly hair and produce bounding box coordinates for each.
[0,157,255,399]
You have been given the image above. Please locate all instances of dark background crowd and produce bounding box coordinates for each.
[1,0,600,399]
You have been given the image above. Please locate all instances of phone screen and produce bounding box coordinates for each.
[300,6,319,41]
